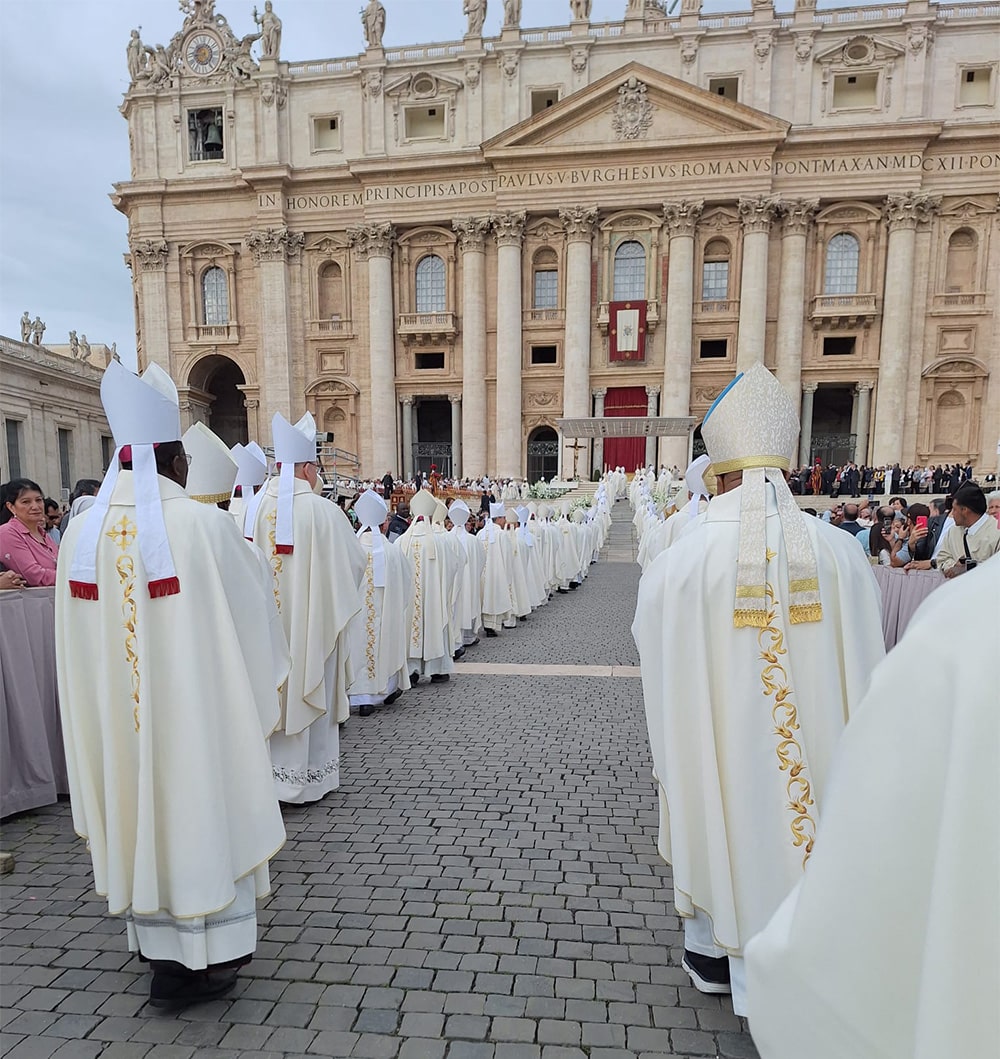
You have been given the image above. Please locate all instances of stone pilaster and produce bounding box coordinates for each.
[799,383,817,467]
[401,395,414,480]
[661,199,703,470]
[558,206,598,474]
[871,193,940,466]
[854,381,874,465]
[736,196,779,372]
[454,217,492,478]
[131,238,171,374]
[450,394,462,479]
[645,386,660,468]
[774,199,818,412]
[349,222,398,475]
[492,210,526,479]
[592,388,606,474]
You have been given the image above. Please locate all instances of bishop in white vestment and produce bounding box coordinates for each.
[252,412,366,803]
[57,363,287,1008]
[448,500,485,646]
[747,559,999,1058]
[632,365,884,1015]
[479,503,516,634]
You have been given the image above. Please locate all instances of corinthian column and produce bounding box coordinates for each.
[246,226,305,425]
[661,199,703,470]
[736,196,779,372]
[349,222,398,476]
[774,199,818,412]
[558,205,598,473]
[854,381,873,465]
[493,210,526,479]
[131,238,171,374]
[401,395,414,480]
[799,383,817,467]
[450,394,462,479]
[592,388,606,474]
[453,217,491,478]
[871,193,940,466]
[645,386,660,468]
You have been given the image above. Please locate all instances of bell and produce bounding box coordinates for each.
[204,121,223,148]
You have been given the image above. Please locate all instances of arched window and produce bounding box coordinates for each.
[318,261,344,320]
[701,238,730,301]
[533,248,558,309]
[415,254,446,312]
[202,266,229,325]
[944,229,977,293]
[823,232,860,295]
[613,240,646,301]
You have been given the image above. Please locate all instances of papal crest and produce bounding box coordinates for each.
[611,76,654,141]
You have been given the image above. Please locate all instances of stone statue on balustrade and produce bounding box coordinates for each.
[569,0,592,17]
[79,334,91,362]
[254,1,282,59]
[361,0,386,48]
[126,29,151,82]
[69,331,80,359]
[464,0,487,37]
[503,0,521,28]
[230,30,261,80]
[20,311,31,343]
[31,317,45,346]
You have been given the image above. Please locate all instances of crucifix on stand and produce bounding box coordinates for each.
[567,439,587,481]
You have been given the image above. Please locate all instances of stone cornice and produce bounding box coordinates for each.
[558,205,598,242]
[662,199,704,236]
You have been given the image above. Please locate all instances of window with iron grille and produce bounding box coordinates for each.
[415,255,446,312]
[823,233,860,295]
[613,240,646,301]
[202,266,229,324]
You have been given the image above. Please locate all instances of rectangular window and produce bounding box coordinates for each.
[404,106,446,140]
[823,336,857,356]
[415,352,445,370]
[530,345,558,366]
[312,114,342,151]
[708,77,739,102]
[832,72,879,110]
[101,435,116,472]
[958,66,993,106]
[530,89,560,115]
[701,261,729,301]
[699,339,728,359]
[5,419,23,478]
[57,428,73,491]
[533,270,558,309]
[187,107,225,161]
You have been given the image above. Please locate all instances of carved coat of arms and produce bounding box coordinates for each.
[611,77,654,141]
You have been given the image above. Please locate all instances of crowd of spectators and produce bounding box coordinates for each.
[789,461,980,497]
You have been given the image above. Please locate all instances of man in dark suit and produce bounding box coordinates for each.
[837,503,866,538]
[382,471,395,501]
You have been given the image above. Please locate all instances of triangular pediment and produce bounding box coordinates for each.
[484,63,788,158]
[814,34,905,64]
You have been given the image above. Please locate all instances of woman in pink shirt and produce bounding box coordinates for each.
[0,478,59,587]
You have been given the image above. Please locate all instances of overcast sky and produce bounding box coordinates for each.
[0,0,865,366]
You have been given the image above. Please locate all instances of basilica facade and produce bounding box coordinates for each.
[116,0,999,480]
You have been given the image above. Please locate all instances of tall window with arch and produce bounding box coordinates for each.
[533,248,559,310]
[613,240,646,301]
[944,229,977,292]
[202,266,229,325]
[415,254,446,313]
[318,261,344,320]
[701,239,731,301]
[823,232,860,295]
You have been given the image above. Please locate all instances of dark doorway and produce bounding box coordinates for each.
[189,355,248,448]
[811,384,856,466]
[414,397,452,477]
[527,426,559,484]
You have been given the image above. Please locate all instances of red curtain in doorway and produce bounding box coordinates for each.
[603,386,647,471]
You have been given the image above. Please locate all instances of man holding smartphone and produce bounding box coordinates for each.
[907,481,1000,577]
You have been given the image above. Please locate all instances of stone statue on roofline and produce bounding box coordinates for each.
[503,0,521,28]
[254,1,282,59]
[361,0,386,48]
[464,0,487,37]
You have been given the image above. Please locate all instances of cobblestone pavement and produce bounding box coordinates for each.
[1,504,760,1059]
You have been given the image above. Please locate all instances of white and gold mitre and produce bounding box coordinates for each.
[410,488,437,520]
[702,364,798,477]
[183,421,237,505]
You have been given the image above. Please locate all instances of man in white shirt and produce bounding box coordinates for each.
[908,481,1000,576]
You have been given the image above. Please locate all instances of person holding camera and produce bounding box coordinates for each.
[906,481,999,577]
[888,503,932,568]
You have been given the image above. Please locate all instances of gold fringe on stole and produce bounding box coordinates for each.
[734,608,770,628]
[789,603,824,624]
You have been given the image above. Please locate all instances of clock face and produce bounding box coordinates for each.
[185,32,222,75]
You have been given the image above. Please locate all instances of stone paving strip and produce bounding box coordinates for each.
[454,664,642,679]
[0,507,759,1058]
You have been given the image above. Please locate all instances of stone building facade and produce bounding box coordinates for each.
[1,337,112,499]
[115,0,999,479]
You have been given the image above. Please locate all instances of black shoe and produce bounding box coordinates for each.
[384,689,402,706]
[557,588,568,594]
[681,950,732,995]
[569,582,579,590]
[359,704,374,717]
[485,628,498,637]
[430,673,450,683]
[453,646,466,660]
[410,672,421,685]
[468,637,480,646]
[519,616,527,622]
[149,967,238,1009]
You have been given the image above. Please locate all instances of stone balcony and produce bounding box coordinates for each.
[930,291,988,315]
[523,308,565,328]
[810,293,879,329]
[694,298,740,318]
[187,322,239,344]
[397,311,458,344]
[309,317,354,338]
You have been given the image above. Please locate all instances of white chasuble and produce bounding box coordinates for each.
[504,526,533,617]
[632,483,884,958]
[397,519,455,674]
[746,559,1000,1059]
[450,524,485,642]
[55,473,287,964]
[479,525,516,632]
[347,531,414,705]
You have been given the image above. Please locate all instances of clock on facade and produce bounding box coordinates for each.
[185,32,222,75]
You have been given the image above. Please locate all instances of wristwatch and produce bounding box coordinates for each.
[929,559,937,570]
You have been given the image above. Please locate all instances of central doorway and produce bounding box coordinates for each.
[414,397,452,478]
[603,387,647,470]
[527,426,558,483]
[188,354,248,447]
[811,384,856,466]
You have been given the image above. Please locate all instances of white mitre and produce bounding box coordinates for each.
[432,500,449,525]
[69,361,182,600]
[488,502,506,521]
[231,440,269,537]
[448,500,471,525]
[410,488,437,521]
[679,453,712,520]
[702,363,820,627]
[354,488,388,586]
[183,422,237,505]
[272,411,316,552]
[505,508,520,524]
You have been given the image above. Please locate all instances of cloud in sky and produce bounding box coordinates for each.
[0,0,862,364]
